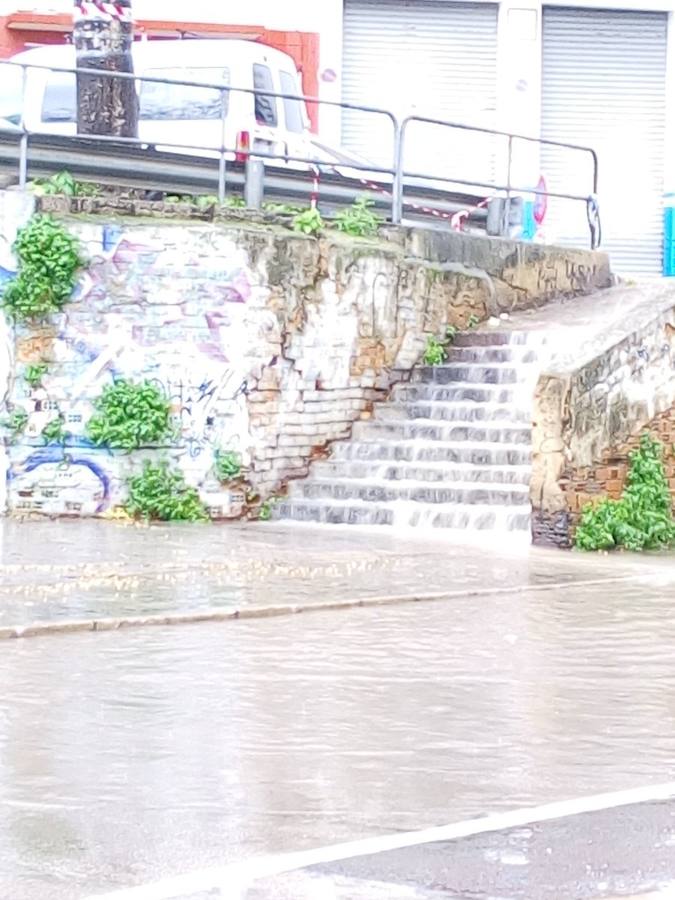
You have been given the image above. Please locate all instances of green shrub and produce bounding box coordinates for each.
[292,207,323,235]
[223,195,246,209]
[42,415,67,445]
[87,379,172,451]
[2,408,28,439]
[125,461,207,522]
[1,215,84,323]
[575,433,675,552]
[214,450,242,483]
[333,197,380,237]
[32,170,100,198]
[423,325,457,366]
[24,362,49,388]
[258,498,277,521]
[263,201,302,215]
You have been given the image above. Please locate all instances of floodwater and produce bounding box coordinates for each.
[0,544,674,899]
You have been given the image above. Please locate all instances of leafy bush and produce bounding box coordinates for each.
[334,196,380,237]
[575,434,675,552]
[42,415,67,445]
[263,201,303,215]
[292,207,323,235]
[87,379,172,451]
[32,170,100,198]
[1,215,84,323]
[423,325,457,366]
[2,408,28,439]
[214,450,242,483]
[24,362,49,388]
[125,461,207,522]
[258,498,277,521]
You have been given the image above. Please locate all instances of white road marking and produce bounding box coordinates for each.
[83,780,675,900]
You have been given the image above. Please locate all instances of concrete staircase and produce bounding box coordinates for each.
[275,330,542,535]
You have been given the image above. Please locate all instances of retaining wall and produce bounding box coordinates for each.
[0,191,611,519]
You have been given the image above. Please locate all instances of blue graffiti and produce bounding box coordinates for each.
[10,448,111,513]
[102,224,123,253]
[0,265,16,286]
[197,380,217,403]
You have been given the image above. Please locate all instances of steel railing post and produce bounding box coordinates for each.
[18,64,28,189]
[502,134,513,237]
[392,119,404,225]
[218,86,227,204]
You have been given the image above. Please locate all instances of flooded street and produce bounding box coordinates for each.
[0,522,673,899]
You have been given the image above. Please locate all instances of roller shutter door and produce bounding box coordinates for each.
[342,0,499,188]
[541,8,667,274]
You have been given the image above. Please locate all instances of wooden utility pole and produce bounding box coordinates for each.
[73,0,138,138]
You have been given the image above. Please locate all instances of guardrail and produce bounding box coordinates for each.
[0,59,601,247]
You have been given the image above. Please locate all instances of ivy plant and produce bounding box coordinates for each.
[575,433,675,552]
[423,325,457,366]
[292,207,324,235]
[214,450,242,483]
[2,408,28,440]
[258,498,277,521]
[125,461,207,522]
[223,195,246,209]
[42,415,67,445]
[32,170,100,198]
[263,201,303,215]
[24,363,49,389]
[87,379,172,451]
[334,196,380,237]
[1,215,84,323]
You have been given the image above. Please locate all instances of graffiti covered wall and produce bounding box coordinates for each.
[0,194,611,519]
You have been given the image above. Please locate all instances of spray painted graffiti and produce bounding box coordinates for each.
[5,224,267,518]
[9,448,110,516]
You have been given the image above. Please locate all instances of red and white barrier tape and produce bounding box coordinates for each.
[356,174,490,232]
[74,0,132,23]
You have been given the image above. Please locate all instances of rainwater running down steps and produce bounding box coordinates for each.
[276,330,544,536]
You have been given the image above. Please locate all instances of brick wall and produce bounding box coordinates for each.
[0,193,611,520]
[531,300,675,548]
[561,406,675,526]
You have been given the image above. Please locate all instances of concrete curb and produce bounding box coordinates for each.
[0,574,648,641]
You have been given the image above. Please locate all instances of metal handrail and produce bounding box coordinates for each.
[2,58,401,214]
[397,114,600,247]
[0,58,601,246]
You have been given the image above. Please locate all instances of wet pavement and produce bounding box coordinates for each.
[0,519,672,631]
[250,799,675,899]
[0,522,675,900]
[0,519,672,898]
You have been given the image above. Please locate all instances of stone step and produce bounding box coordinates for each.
[452,331,529,347]
[412,363,527,385]
[391,382,519,404]
[375,401,532,425]
[447,346,538,365]
[330,440,532,466]
[288,477,529,506]
[311,460,532,486]
[351,418,532,445]
[274,497,531,531]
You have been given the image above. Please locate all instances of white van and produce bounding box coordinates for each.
[0,39,314,165]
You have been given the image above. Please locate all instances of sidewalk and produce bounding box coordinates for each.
[0,518,672,636]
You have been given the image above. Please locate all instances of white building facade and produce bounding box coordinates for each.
[3,0,675,274]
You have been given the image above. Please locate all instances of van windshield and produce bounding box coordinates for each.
[42,71,77,123]
[0,64,23,125]
[140,68,230,121]
[279,70,304,134]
